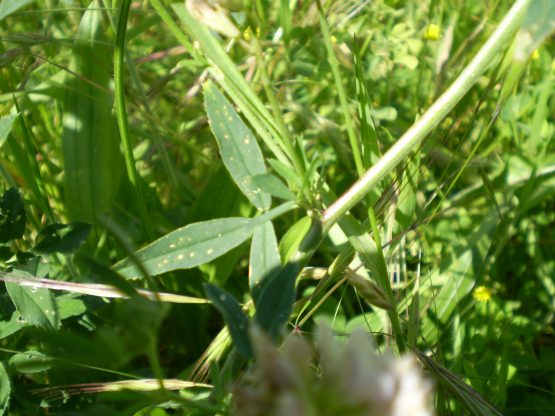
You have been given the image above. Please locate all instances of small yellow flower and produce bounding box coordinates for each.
[551,60,555,72]
[531,49,540,60]
[423,23,440,41]
[473,286,492,302]
[330,35,337,44]
[243,27,252,41]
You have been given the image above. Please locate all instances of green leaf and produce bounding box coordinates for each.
[62,0,122,221]
[254,262,299,339]
[0,115,18,148]
[34,222,91,254]
[395,154,420,231]
[115,201,295,279]
[353,36,380,172]
[249,221,281,301]
[117,217,253,279]
[204,81,271,211]
[268,158,302,189]
[278,216,311,263]
[9,351,52,374]
[57,295,87,320]
[172,3,290,167]
[204,283,252,359]
[5,270,60,330]
[0,312,26,340]
[0,188,25,243]
[252,173,295,201]
[0,362,9,415]
[0,0,34,21]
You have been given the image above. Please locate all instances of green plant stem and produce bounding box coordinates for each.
[252,35,306,179]
[148,0,202,62]
[114,0,154,240]
[103,0,184,199]
[321,0,532,228]
[317,2,364,176]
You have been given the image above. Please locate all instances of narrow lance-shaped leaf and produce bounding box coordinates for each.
[254,262,300,340]
[115,201,294,279]
[0,273,209,304]
[353,35,380,171]
[32,378,208,400]
[249,221,281,302]
[117,217,253,279]
[395,155,420,231]
[62,0,122,221]
[204,283,252,359]
[252,173,295,201]
[204,81,271,211]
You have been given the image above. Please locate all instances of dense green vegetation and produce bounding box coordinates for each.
[0,0,554,414]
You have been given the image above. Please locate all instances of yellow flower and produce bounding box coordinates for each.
[243,27,252,41]
[423,24,440,41]
[531,49,540,60]
[473,286,492,302]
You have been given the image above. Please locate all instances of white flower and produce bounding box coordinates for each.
[233,325,435,416]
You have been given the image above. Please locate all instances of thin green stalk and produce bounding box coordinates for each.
[12,100,54,221]
[252,35,306,178]
[322,0,532,228]
[317,2,364,176]
[102,0,184,198]
[148,0,203,62]
[114,0,154,240]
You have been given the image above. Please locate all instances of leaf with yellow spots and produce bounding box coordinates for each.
[204,81,271,211]
[114,202,294,279]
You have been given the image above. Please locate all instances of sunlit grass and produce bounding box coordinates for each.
[0,0,554,415]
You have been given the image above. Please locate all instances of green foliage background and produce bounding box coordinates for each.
[0,0,554,415]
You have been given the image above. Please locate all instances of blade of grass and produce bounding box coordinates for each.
[317,1,364,176]
[0,273,209,304]
[9,104,53,220]
[114,0,153,239]
[102,1,185,201]
[353,35,380,171]
[249,221,281,301]
[250,33,305,177]
[204,283,252,359]
[62,1,122,222]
